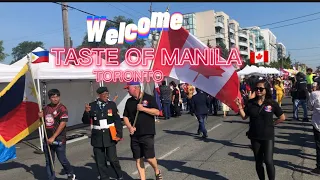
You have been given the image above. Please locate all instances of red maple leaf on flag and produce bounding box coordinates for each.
[181,48,225,82]
[189,65,225,82]
[256,53,262,60]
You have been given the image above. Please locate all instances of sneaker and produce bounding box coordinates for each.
[311,168,320,175]
[67,174,76,180]
[155,170,163,180]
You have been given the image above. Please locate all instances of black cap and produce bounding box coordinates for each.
[96,87,109,94]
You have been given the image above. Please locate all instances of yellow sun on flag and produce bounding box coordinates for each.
[28,81,37,99]
[31,54,38,62]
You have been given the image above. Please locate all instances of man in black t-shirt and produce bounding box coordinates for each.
[38,89,76,180]
[122,81,163,180]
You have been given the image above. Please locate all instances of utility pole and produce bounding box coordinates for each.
[148,3,156,48]
[62,2,71,49]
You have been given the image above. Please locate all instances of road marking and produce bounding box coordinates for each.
[208,123,222,132]
[66,135,89,144]
[132,147,180,175]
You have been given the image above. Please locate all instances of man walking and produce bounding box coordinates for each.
[191,88,210,138]
[82,87,124,180]
[294,72,309,122]
[159,80,171,120]
[38,89,76,180]
[122,81,163,180]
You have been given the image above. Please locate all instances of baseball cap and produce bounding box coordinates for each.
[124,81,141,89]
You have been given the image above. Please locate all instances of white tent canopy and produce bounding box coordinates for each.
[237,65,280,76]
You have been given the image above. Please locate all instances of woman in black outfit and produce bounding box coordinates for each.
[235,79,286,180]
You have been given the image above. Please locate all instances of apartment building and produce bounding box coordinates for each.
[248,26,266,52]
[214,11,230,49]
[228,19,239,48]
[260,29,278,63]
[182,10,283,64]
[237,28,257,61]
[276,42,286,59]
[182,10,231,49]
[182,10,216,46]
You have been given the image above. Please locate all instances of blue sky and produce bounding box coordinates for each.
[1,2,320,67]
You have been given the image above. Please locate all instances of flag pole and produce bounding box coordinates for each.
[35,70,44,154]
[27,54,55,172]
[133,6,169,127]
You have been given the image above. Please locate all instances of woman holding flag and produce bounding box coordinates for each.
[235,79,285,180]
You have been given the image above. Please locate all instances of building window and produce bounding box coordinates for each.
[215,15,224,23]
[183,18,189,26]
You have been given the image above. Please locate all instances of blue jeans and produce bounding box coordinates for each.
[43,142,74,180]
[294,99,308,120]
[196,114,208,136]
[162,100,171,119]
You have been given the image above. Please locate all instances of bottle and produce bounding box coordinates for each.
[52,141,62,146]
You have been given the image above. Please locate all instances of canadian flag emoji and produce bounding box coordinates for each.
[250,51,269,64]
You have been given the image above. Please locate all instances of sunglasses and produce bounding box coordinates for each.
[255,87,266,92]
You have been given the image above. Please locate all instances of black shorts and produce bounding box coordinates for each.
[130,135,155,159]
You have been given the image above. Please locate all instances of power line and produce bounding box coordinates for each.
[256,11,320,27]
[120,3,149,17]
[270,16,320,30]
[293,53,320,58]
[52,2,119,25]
[288,46,320,50]
[107,3,139,19]
[198,11,320,40]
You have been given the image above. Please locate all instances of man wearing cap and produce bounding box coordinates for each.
[123,81,163,180]
[82,87,124,180]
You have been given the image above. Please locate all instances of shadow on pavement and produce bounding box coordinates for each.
[228,152,314,175]
[118,157,228,180]
[0,161,135,180]
[163,129,250,149]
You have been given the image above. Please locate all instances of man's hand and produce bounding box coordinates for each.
[47,137,55,145]
[234,98,243,109]
[128,126,136,135]
[137,104,145,111]
[38,111,43,118]
[85,103,91,112]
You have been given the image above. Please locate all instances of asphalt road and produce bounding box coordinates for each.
[0,97,319,180]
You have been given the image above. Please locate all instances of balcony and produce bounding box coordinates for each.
[240,50,248,56]
[239,41,248,47]
[216,21,224,28]
[230,38,235,44]
[238,31,247,38]
[216,32,224,39]
[229,28,235,34]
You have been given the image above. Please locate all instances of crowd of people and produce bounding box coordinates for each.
[36,68,320,180]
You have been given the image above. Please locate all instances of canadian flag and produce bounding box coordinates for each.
[250,51,269,64]
[152,27,242,112]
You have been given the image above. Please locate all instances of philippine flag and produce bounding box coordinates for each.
[31,50,49,64]
[250,51,269,64]
[0,63,41,148]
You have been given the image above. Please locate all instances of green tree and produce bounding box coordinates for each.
[11,41,44,64]
[0,40,8,62]
[269,55,292,69]
[216,41,229,59]
[78,16,146,62]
